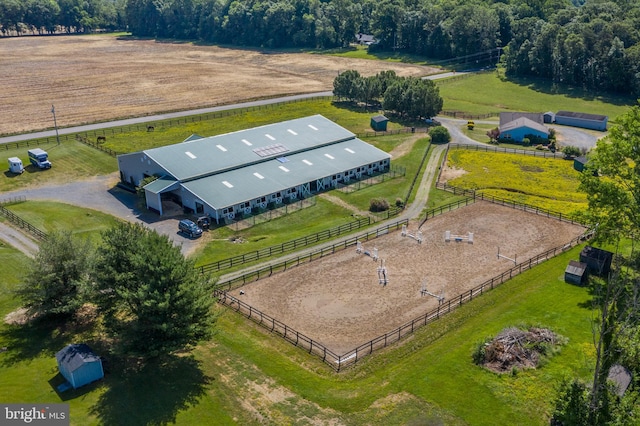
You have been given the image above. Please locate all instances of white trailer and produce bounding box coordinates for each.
[8,157,24,174]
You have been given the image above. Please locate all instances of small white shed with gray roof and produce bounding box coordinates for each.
[117,115,391,223]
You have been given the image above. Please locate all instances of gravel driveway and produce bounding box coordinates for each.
[0,173,204,256]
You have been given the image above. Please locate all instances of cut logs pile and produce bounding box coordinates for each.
[481,326,560,373]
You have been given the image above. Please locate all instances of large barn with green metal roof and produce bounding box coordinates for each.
[117,115,391,223]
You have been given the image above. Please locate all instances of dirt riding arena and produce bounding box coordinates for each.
[229,202,586,354]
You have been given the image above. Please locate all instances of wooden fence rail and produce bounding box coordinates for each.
[0,204,48,241]
[434,182,585,226]
[448,143,565,159]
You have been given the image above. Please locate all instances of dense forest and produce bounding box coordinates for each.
[1,0,639,96]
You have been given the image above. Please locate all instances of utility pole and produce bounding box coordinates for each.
[51,104,60,145]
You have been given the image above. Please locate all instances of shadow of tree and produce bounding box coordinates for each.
[90,354,211,426]
[503,75,635,106]
[0,318,69,367]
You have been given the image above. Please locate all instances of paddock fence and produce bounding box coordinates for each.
[432,182,585,227]
[216,229,591,371]
[447,143,565,159]
[198,215,372,274]
[0,198,48,241]
[0,95,333,152]
[214,219,408,292]
[335,231,592,370]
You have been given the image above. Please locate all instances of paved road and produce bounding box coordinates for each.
[0,92,334,145]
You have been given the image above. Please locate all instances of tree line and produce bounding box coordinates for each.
[0,0,126,35]
[1,0,639,96]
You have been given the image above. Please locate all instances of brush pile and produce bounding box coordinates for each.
[477,326,562,373]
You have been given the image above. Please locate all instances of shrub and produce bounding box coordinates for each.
[429,126,451,144]
[395,198,405,208]
[369,197,390,212]
[562,146,582,158]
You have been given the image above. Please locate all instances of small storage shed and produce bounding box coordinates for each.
[543,112,555,124]
[8,157,24,174]
[580,245,613,277]
[573,156,588,172]
[555,111,608,131]
[56,344,104,390]
[565,260,588,285]
[370,115,388,131]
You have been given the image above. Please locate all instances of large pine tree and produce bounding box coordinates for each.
[93,222,216,358]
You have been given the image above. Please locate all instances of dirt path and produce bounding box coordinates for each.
[319,193,376,220]
[0,222,38,257]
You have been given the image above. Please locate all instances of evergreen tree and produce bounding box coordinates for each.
[16,231,93,319]
[93,222,216,358]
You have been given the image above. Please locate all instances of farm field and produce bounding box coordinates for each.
[0,35,437,135]
[0,33,627,426]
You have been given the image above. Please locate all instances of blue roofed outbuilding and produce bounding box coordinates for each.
[56,344,104,390]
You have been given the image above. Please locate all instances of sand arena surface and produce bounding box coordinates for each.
[229,202,586,354]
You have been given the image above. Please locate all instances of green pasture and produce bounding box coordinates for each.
[192,197,356,269]
[0,242,596,425]
[0,142,117,193]
[437,71,634,122]
[99,99,401,154]
[5,201,121,243]
[445,150,587,217]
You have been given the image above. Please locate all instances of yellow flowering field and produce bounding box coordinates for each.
[445,150,587,217]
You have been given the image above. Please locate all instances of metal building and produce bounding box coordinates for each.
[117,115,391,223]
[554,111,608,131]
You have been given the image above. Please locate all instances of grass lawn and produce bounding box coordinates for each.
[100,99,403,155]
[0,142,118,193]
[5,201,121,243]
[445,150,587,217]
[192,197,355,269]
[437,71,634,122]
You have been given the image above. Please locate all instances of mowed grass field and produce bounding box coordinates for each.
[436,71,633,122]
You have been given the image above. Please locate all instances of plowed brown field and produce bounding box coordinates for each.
[0,35,438,135]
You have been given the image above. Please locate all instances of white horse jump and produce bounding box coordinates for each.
[420,281,445,305]
[377,259,389,286]
[401,224,423,244]
[497,247,517,265]
[444,230,474,243]
[356,241,378,261]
